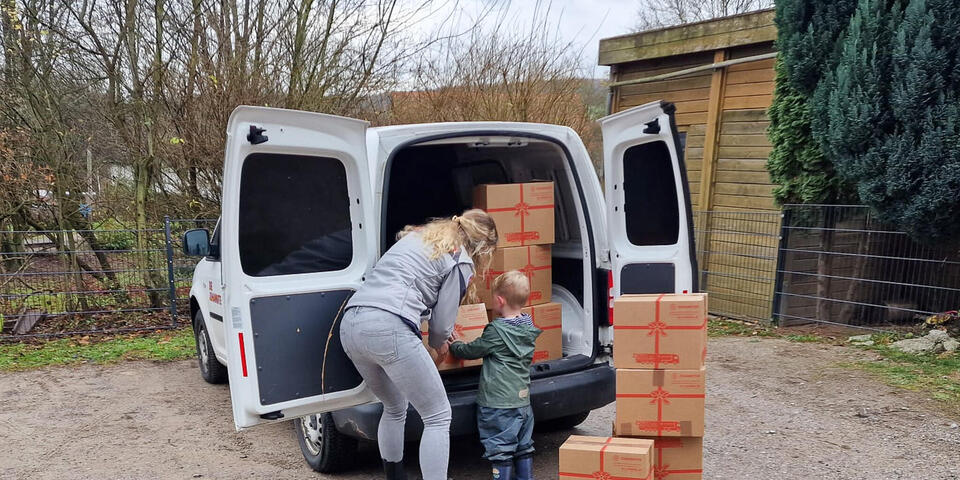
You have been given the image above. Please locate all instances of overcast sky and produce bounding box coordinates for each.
[413,0,639,78]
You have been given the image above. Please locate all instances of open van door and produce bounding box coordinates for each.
[220,106,377,429]
[600,101,698,300]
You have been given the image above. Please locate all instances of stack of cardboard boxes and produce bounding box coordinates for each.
[558,293,708,479]
[425,181,563,371]
[474,181,562,365]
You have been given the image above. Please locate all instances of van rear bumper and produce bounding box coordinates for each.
[330,363,615,441]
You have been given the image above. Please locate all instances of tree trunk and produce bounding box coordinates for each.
[0,223,24,273]
[286,0,315,108]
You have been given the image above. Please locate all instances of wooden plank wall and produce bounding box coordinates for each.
[612,51,715,208]
[610,42,781,321]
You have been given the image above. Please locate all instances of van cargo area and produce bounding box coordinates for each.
[381,135,598,388]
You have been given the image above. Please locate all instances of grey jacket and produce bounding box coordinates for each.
[346,233,474,349]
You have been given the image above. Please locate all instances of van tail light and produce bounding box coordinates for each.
[607,270,615,326]
[238,333,249,377]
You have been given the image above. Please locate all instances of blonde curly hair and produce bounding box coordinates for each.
[398,209,498,302]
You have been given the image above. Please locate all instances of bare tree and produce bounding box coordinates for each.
[634,0,773,31]
[391,1,603,168]
[0,0,591,231]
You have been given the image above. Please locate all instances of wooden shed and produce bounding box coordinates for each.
[599,10,780,321]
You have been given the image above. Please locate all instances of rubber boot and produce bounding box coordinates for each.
[514,454,534,480]
[491,461,513,480]
[383,459,407,480]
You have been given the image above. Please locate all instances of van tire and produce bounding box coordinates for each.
[295,413,358,473]
[194,311,228,384]
[536,411,591,432]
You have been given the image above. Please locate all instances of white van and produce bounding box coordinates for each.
[182,101,698,472]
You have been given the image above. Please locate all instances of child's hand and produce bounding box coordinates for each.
[448,330,460,343]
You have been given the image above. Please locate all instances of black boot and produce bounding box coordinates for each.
[514,454,533,480]
[491,460,513,480]
[383,459,407,480]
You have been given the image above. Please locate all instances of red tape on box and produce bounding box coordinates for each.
[616,386,705,437]
[485,184,554,246]
[560,437,652,480]
[652,439,702,480]
[613,294,707,369]
[483,247,551,306]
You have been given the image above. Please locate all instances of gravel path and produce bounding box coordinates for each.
[1,336,958,479]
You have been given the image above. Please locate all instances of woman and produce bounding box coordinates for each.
[340,209,498,480]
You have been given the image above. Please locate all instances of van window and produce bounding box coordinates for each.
[238,153,353,276]
[622,141,680,245]
[208,220,222,259]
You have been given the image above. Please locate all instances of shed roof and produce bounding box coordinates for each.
[598,9,776,66]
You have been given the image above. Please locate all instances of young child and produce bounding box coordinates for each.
[449,270,542,480]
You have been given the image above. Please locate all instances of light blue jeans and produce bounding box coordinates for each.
[340,306,452,479]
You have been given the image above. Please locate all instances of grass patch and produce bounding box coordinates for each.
[0,328,196,371]
[847,340,960,415]
[708,317,779,338]
[709,318,842,345]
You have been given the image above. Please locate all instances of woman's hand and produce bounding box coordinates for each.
[435,341,450,363]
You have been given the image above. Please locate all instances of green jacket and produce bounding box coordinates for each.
[449,315,542,408]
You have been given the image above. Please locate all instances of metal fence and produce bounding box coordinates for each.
[693,210,783,322]
[5,207,958,337]
[1,218,216,339]
[773,205,960,330]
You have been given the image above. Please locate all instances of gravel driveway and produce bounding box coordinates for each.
[1,336,958,479]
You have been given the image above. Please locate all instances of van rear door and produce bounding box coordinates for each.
[220,106,376,429]
[600,101,698,299]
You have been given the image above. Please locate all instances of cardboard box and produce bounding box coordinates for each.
[422,304,488,371]
[647,437,703,480]
[522,302,562,363]
[615,369,705,437]
[559,435,653,480]
[474,182,555,247]
[476,245,552,308]
[613,294,708,370]
[606,434,703,479]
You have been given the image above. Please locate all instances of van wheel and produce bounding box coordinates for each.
[194,311,228,384]
[295,413,358,473]
[536,411,591,432]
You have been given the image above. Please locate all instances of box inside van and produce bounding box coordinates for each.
[383,135,597,370]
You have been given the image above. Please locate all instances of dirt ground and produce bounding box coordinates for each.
[2,337,959,480]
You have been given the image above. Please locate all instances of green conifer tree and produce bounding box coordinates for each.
[816,0,960,241]
[767,0,858,205]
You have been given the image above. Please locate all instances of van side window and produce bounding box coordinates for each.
[208,220,221,259]
[622,141,680,245]
[238,153,353,276]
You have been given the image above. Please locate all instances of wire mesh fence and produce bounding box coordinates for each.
[0,218,217,339]
[693,210,783,322]
[5,206,958,338]
[774,205,960,330]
